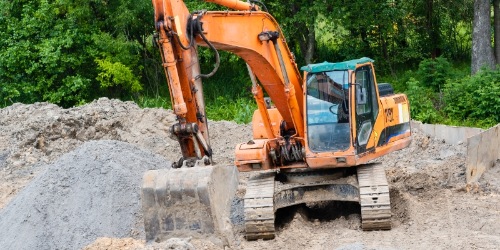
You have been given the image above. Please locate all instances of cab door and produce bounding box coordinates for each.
[354,65,379,153]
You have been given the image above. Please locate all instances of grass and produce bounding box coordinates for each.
[135,51,257,124]
[135,95,171,109]
[136,94,256,124]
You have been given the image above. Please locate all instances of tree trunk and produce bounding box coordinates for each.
[426,0,435,58]
[494,0,500,63]
[303,28,315,65]
[471,0,495,74]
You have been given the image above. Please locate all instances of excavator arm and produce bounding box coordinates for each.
[152,0,304,168]
[143,0,308,244]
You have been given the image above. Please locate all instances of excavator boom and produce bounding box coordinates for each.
[152,0,306,165]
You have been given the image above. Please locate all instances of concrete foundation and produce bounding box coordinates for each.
[465,124,500,184]
[411,120,484,145]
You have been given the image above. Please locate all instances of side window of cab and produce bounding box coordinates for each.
[355,69,370,114]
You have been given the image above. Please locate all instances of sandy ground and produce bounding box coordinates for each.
[0,98,498,250]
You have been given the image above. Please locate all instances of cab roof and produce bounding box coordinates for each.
[300,57,374,73]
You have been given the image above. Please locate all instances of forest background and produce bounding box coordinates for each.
[0,0,499,128]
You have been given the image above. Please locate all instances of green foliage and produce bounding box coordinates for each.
[416,57,453,91]
[96,58,142,94]
[401,61,499,128]
[200,51,253,101]
[91,32,143,70]
[0,0,495,130]
[206,97,256,124]
[44,75,91,105]
[443,68,500,128]
[0,0,151,107]
[263,0,474,75]
[405,78,440,123]
[135,95,171,110]
[377,70,414,93]
[0,0,93,106]
[136,93,256,124]
[266,0,326,64]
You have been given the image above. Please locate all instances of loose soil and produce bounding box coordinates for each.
[0,98,498,250]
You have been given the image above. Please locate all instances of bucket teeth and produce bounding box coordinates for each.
[142,165,238,243]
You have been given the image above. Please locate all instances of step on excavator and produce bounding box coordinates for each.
[142,0,412,244]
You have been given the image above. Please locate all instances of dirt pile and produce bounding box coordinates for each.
[83,237,202,250]
[380,126,468,192]
[0,98,250,208]
[0,98,175,208]
[0,140,170,250]
[0,99,251,249]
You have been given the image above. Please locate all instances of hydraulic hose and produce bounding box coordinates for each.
[196,19,220,79]
[173,15,195,50]
[249,0,269,12]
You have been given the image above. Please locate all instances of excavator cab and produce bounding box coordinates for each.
[300,58,411,169]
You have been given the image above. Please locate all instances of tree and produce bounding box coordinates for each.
[0,0,152,107]
[494,0,500,63]
[471,0,495,74]
[266,1,326,65]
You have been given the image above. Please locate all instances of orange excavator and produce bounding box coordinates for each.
[142,0,411,244]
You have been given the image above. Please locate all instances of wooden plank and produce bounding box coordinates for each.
[245,221,275,233]
[362,219,391,230]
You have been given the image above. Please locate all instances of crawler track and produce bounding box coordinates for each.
[357,164,392,230]
[243,164,391,239]
[244,172,276,240]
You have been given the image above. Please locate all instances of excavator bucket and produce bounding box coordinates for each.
[141,165,238,245]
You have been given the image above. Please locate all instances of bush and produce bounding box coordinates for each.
[96,58,142,95]
[405,77,441,123]
[0,0,151,108]
[416,57,454,92]
[443,68,500,128]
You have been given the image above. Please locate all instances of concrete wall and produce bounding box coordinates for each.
[466,124,500,183]
[411,120,484,145]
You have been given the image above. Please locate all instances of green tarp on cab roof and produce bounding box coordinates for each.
[300,57,374,73]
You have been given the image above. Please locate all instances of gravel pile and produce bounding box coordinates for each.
[0,140,170,250]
